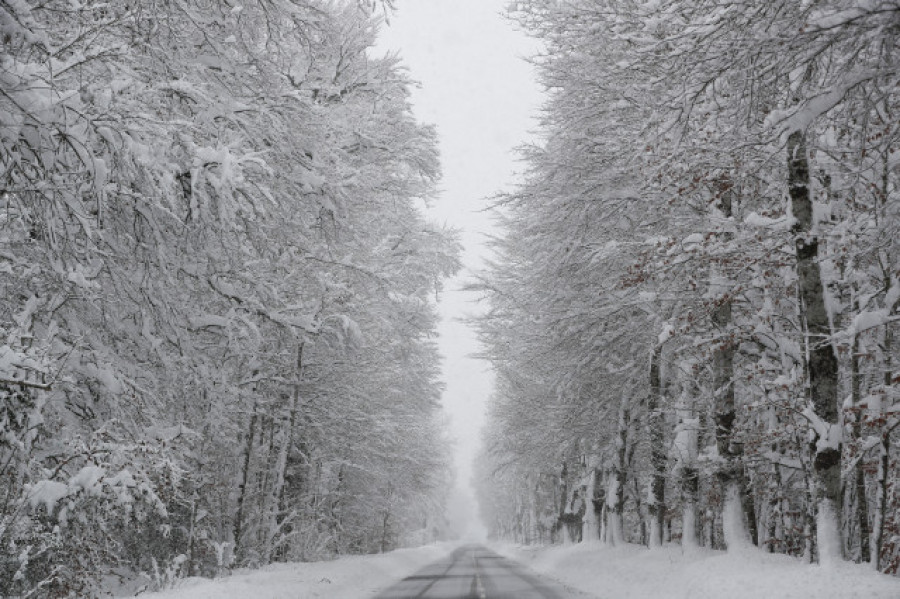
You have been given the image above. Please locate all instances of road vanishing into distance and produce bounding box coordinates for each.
[375,544,591,599]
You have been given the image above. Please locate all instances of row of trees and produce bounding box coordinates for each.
[1,1,458,596]
[475,0,899,574]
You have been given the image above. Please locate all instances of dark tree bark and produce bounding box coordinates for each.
[871,316,896,570]
[788,130,842,564]
[234,401,259,561]
[647,344,666,547]
[680,461,699,548]
[741,472,759,547]
[557,462,569,541]
[709,178,759,549]
[380,484,392,554]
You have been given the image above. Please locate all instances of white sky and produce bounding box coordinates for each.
[374,1,543,538]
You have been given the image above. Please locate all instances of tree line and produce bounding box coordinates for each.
[474,0,899,574]
[0,1,458,596]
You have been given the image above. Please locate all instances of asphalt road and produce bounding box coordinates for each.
[374,544,589,599]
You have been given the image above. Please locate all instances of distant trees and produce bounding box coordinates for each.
[1,1,457,596]
[475,0,899,574]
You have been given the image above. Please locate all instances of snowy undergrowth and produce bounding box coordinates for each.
[493,542,900,599]
[128,543,454,599]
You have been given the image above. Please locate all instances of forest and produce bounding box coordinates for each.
[0,1,460,597]
[474,0,900,575]
[3,0,900,597]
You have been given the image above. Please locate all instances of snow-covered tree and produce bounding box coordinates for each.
[476,0,899,573]
[1,1,458,594]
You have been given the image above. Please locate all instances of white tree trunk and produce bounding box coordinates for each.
[582,465,600,543]
[723,481,752,553]
[608,400,630,546]
[675,397,699,551]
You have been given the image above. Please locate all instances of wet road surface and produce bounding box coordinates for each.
[374,544,590,599]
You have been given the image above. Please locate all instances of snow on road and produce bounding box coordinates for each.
[494,541,900,599]
[131,544,454,599]
[125,540,900,599]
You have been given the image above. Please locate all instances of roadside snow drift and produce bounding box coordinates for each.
[132,544,453,599]
[496,542,900,599]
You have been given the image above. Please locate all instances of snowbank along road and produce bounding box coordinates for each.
[374,544,591,598]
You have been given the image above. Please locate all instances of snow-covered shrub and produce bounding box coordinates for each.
[3,427,176,597]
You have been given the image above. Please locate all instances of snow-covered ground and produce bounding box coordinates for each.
[494,541,900,599]
[119,540,900,598]
[129,543,453,599]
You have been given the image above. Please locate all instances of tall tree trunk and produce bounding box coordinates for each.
[609,399,630,545]
[558,462,571,543]
[676,400,699,550]
[599,473,609,544]
[742,472,759,546]
[851,330,871,563]
[583,463,600,542]
[710,178,755,550]
[799,431,817,563]
[329,463,345,553]
[624,414,645,544]
[234,401,259,561]
[647,343,666,548]
[264,343,305,562]
[871,432,889,571]
[766,459,783,553]
[278,343,304,514]
[680,466,699,550]
[515,497,525,544]
[871,317,894,570]
[258,413,278,559]
[528,494,538,545]
[380,481,393,553]
[788,130,842,565]
[263,421,288,563]
[187,490,198,576]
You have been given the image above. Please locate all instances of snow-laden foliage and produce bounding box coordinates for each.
[0,1,459,596]
[475,0,899,575]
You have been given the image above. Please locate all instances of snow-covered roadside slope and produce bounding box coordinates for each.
[493,542,900,599]
[129,543,453,599]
